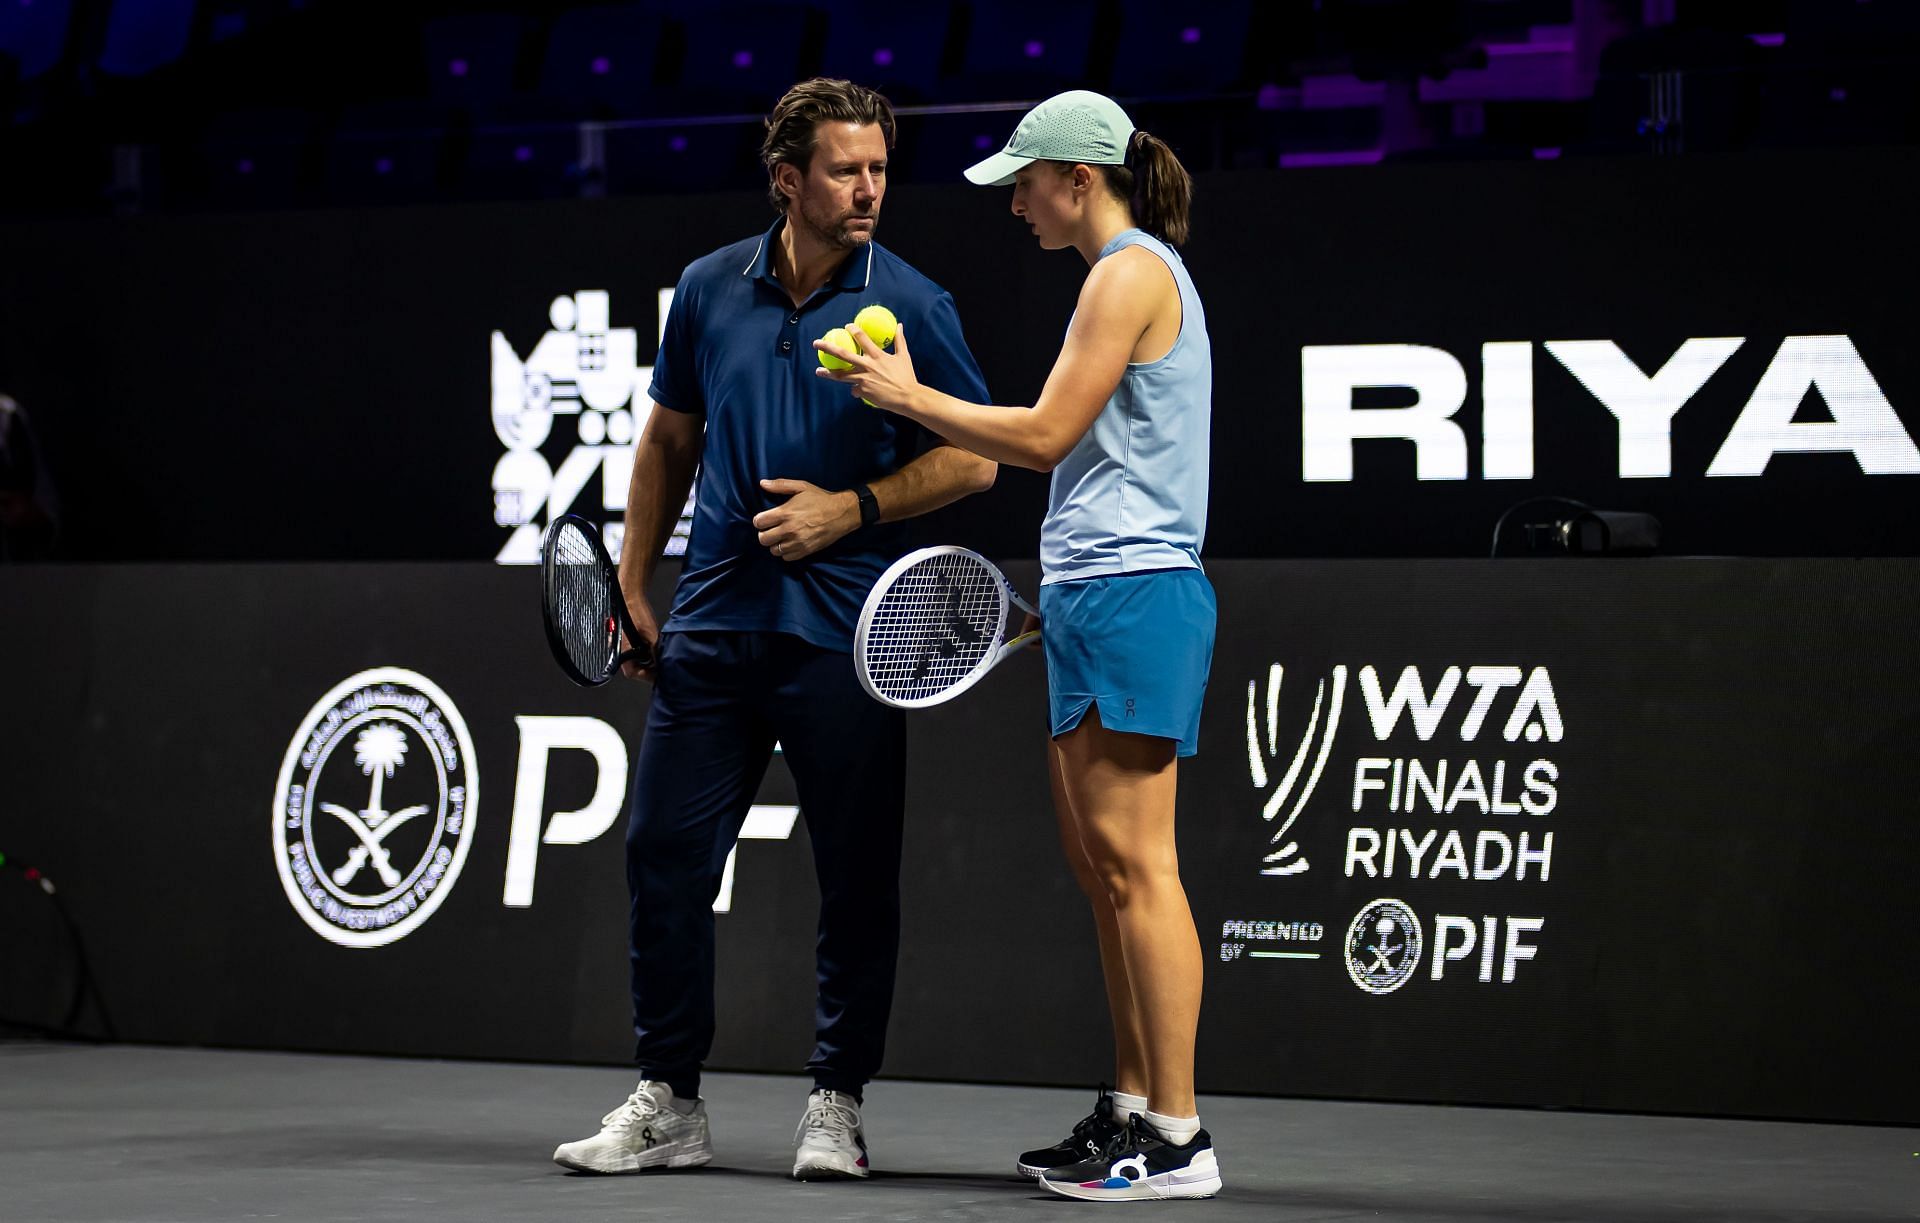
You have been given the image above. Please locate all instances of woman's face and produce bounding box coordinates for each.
[1010,163,1079,250]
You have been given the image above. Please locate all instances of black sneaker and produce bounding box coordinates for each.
[1015,1085,1125,1179]
[1038,1113,1222,1201]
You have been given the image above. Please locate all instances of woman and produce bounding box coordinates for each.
[815,89,1218,1203]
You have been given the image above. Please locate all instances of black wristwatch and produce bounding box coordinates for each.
[853,483,881,529]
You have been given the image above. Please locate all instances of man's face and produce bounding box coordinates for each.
[785,121,888,250]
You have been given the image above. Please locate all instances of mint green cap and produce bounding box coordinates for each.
[963,90,1136,186]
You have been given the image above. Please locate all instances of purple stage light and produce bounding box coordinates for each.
[974,134,994,150]
[591,56,610,75]
[733,49,753,68]
[1749,33,1786,48]
[375,157,393,174]
[1182,27,1201,45]
[514,145,533,163]
[669,135,688,153]
[449,58,468,78]
[1485,40,1573,56]
[873,48,893,67]
[1256,83,1284,110]
[1279,149,1383,169]
[236,159,254,175]
[1533,147,1563,160]
[1831,86,1848,102]
[1024,39,1044,59]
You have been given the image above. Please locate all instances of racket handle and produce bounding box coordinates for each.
[609,587,657,671]
[615,645,656,671]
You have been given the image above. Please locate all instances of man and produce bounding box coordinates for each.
[552,79,994,1181]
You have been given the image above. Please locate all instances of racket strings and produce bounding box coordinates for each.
[863,555,1005,702]
[549,524,618,677]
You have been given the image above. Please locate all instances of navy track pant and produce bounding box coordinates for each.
[625,630,906,1100]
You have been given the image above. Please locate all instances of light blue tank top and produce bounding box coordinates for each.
[1040,229,1211,585]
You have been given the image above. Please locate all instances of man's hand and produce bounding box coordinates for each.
[754,478,860,562]
[619,592,661,682]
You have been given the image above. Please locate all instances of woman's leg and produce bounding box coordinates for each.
[1049,737,1149,1099]
[1055,707,1203,1119]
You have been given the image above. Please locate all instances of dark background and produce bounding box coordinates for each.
[3,149,1918,564]
[3,558,1915,1125]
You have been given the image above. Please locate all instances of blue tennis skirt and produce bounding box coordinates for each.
[1040,567,1217,757]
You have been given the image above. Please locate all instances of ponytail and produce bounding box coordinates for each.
[1107,129,1193,247]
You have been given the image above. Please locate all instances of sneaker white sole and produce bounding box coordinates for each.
[792,1151,870,1180]
[1040,1166,1222,1202]
[552,1141,713,1175]
[1017,1160,1049,1179]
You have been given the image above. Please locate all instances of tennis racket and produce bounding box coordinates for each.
[540,514,655,686]
[855,546,1039,709]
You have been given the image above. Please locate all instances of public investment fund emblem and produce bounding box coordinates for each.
[1344,898,1423,995]
[272,668,479,948]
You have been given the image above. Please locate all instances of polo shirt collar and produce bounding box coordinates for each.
[740,216,876,295]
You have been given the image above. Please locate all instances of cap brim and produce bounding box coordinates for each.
[962,149,1033,186]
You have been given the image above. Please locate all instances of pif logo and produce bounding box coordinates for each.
[1340,900,1544,994]
[1344,899,1422,995]
[272,668,478,949]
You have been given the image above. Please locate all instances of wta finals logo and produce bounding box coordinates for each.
[1246,663,1564,880]
[490,288,689,565]
[1245,664,1349,877]
[1233,662,1563,993]
[271,668,478,948]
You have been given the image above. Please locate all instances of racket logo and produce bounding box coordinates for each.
[857,546,1036,709]
[909,580,985,682]
[271,668,479,949]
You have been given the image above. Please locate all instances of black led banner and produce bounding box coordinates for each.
[2,149,1917,563]
[2,559,1915,1124]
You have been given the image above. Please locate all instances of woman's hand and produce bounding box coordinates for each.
[1017,610,1041,649]
[813,324,923,414]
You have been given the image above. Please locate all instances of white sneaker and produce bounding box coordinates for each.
[791,1089,869,1180]
[552,1080,713,1174]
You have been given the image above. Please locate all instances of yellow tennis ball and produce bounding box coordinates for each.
[852,304,897,349]
[818,327,855,371]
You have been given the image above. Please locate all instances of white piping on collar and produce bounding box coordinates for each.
[740,235,766,276]
[739,235,873,287]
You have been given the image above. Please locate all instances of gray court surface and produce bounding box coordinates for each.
[1,1042,1912,1222]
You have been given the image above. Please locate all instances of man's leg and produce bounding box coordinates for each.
[627,631,776,1099]
[769,635,907,1099]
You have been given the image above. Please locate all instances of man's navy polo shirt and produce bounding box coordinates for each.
[648,217,991,653]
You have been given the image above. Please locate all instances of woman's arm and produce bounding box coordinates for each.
[816,248,1170,472]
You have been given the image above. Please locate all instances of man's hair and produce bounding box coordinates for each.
[760,78,897,212]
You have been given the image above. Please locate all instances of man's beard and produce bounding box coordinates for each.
[798,194,877,250]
